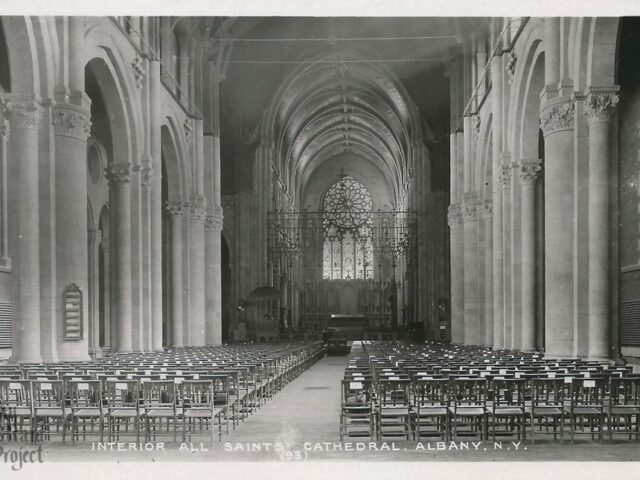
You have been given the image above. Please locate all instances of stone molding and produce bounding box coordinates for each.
[188,196,207,223]
[205,214,224,232]
[506,51,517,84]
[184,118,193,143]
[51,103,91,140]
[584,87,620,124]
[105,162,132,185]
[540,97,575,136]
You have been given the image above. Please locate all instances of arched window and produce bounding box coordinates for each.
[322,175,374,280]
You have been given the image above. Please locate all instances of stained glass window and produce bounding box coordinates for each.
[322,175,374,280]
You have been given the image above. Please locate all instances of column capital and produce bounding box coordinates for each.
[499,162,512,191]
[540,96,575,136]
[447,203,464,231]
[205,214,224,232]
[188,195,207,223]
[51,102,91,140]
[4,95,43,130]
[132,54,146,89]
[584,86,620,124]
[481,200,493,218]
[105,162,132,185]
[461,192,479,222]
[166,201,186,218]
[133,161,153,192]
[472,114,481,141]
[519,158,542,185]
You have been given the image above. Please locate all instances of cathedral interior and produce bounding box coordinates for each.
[0,15,640,465]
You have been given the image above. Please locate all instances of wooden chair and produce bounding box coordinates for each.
[608,376,640,441]
[412,377,449,440]
[565,377,607,443]
[448,378,488,440]
[141,380,177,442]
[376,378,412,440]
[340,379,374,440]
[488,378,527,442]
[68,380,104,443]
[177,380,215,443]
[0,379,34,442]
[529,378,565,444]
[104,379,140,442]
[32,380,68,443]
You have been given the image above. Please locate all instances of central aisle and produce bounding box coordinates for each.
[225,354,349,444]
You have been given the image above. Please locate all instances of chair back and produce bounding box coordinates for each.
[141,380,176,409]
[450,378,487,409]
[68,380,102,410]
[413,377,448,407]
[32,380,65,409]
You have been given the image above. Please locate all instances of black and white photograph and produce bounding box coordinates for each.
[0,1,639,478]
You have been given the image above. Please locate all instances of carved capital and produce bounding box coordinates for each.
[133,161,153,192]
[5,97,42,130]
[205,214,224,231]
[461,193,479,222]
[166,201,186,218]
[104,162,132,185]
[506,51,517,84]
[540,98,575,136]
[473,115,481,141]
[584,88,619,124]
[132,55,146,89]
[184,118,193,143]
[188,196,207,223]
[52,103,91,140]
[447,204,464,231]
[499,163,512,190]
[481,200,493,218]
[519,159,542,185]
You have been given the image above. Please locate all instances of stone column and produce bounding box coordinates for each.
[6,96,42,363]
[52,100,92,360]
[490,52,505,350]
[0,121,9,270]
[205,210,223,345]
[448,204,464,344]
[499,159,512,349]
[540,98,575,358]
[519,159,541,351]
[105,163,133,353]
[101,237,111,350]
[188,201,206,346]
[462,193,479,345]
[167,202,185,346]
[87,228,102,357]
[482,200,493,346]
[585,88,619,359]
[149,58,163,351]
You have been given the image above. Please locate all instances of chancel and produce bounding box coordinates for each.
[0,15,639,461]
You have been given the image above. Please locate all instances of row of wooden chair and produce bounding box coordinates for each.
[0,342,325,443]
[340,341,639,443]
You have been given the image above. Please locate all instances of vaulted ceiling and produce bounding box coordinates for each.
[216,17,486,200]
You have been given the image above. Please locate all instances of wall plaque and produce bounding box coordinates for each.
[63,283,83,341]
